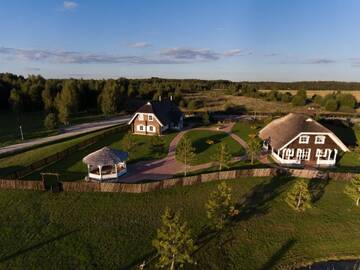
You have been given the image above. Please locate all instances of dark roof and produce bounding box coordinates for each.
[134,100,183,126]
[259,113,347,150]
[83,147,128,166]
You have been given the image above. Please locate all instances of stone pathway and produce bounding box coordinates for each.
[120,123,249,183]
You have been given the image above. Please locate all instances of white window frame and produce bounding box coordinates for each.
[299,136,309,144]
[296,148,311,160]
[148,114,154,121]
[147,125,156,133]
[285,149,294,158]
[315,135,325,144]
[138,113,144,121]
[137,124,145,131]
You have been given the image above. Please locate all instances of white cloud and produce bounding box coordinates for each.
[63,1,78,10]
[223,49,252,57]
[129,42,151,48]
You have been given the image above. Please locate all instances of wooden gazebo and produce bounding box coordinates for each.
[82,147,128,182]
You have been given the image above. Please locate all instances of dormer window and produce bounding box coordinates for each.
[315,135,325,144]
[148,115,153,121]
[299,135,309,144]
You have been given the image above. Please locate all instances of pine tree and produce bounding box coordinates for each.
[150,135,166,157]
[344,175,360,206]
[152,208,196,270]
[285,180,312,211]
[205,182,239,230]
[176,135,196,176]
[247,127,261,164]
[214,143,232,171]
[55,80,79,125]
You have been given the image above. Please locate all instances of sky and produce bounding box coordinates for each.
[0,0,360,81]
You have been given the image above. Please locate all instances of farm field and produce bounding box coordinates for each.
[260,89,360,101]
[0,177,360,269]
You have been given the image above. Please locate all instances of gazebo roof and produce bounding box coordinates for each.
[82,147,128,166]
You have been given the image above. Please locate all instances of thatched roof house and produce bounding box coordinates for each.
[259,113,348,167]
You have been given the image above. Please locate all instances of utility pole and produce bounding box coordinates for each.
[19,125,24,141]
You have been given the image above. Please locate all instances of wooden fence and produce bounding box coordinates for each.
[4,124,129,179]
[0,168,356,193]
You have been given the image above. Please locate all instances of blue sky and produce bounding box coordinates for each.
[0,0,360,81]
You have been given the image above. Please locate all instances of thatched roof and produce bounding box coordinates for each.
[259,113,348,151]
[128,100,183,126]
[83,147,128,166]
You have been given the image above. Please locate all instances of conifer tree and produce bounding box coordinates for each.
[152,208,196,270]
[176,135,196,176]
[344,175,360,206]
[285,180,312,211]
[205,182,239,230]
[214,143,232,171]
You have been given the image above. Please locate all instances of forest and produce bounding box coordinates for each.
[0,73,359,128]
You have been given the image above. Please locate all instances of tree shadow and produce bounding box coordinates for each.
[308,178,330,203]
[192,133,228,153]
[0,229,80,263]
[260,238,297,270]
[234,176,293,222]
[320,119,357,147]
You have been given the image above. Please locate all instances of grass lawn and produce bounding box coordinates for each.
[180,130,245,165]
[0,127,123,178]
[0,111,58,147]
[231,120,264,143]
[23,131,178,181]
[0,177,359,269]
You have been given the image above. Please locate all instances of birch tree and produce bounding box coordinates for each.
[344,175,360,206]
[176,135,196,176]
[285,180,311,211]
[152,208,196,270]
[214,143,232,171]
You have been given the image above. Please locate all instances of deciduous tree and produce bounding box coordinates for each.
[285,180,311,211]
[214,143,232,171]
[344,175,360,206]
[176,135,196,176]
[55,80,79,125]
[247,127,261,164]
[99,80,121,115]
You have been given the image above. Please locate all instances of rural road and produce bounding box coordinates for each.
[0,115,131,156]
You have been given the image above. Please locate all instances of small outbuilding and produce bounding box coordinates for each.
[82,147,128,182]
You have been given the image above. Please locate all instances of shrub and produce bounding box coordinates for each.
[324,99,338,111]
[292,95,306,106]
[187,99,203,110]
[313,95,323,105]
[338,105,354,113]
[280,92,293,103]
[336,93,357,109]
[44,113,58,130]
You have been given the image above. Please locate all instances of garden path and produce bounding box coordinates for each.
[120,123,249,183]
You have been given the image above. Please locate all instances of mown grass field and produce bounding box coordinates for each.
[180,130,245,165]
[23,130,178,181]
[0,177,359,269]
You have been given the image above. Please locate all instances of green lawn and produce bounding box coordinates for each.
[180,130,245,165]
[23,131,178,181]
[0,110,122,147]
[231,120,264,143]
[0,111,58,147]
[0,127,123,178]
[0,177,359,269]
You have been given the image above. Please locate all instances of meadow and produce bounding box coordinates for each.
[0,177,359,269]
